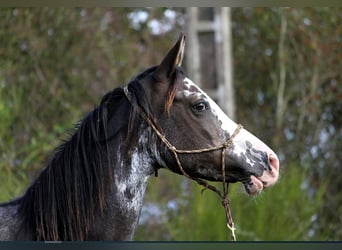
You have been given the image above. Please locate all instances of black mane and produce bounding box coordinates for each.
[17,102,112,240]
[13,66,183,240]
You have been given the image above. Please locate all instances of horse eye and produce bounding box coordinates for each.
[193,101,209,112]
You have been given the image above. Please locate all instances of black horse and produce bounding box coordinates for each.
[0,34,279,240]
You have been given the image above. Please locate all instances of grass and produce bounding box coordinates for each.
[136,163,326,241]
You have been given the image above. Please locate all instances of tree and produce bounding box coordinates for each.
[232,7,341,239]
[0,7,182,202]
[0,7,340,240]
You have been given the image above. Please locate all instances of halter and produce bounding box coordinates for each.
[124,86,243,241]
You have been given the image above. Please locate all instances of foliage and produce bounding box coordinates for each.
[232,7,341,239]
[0,7,182,202]
[0,72,29,201]
[0,7,340,240]
[136,162,326,240]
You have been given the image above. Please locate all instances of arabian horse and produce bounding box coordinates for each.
[0,34,279,240]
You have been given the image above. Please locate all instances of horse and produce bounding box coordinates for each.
[0,34,279,241]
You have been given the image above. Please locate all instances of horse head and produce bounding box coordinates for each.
[130,34,279,195]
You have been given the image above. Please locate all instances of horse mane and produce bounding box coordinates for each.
[17,102,112,240]
[15,66,183,240]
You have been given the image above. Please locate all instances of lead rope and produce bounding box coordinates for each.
[124,87,242,241]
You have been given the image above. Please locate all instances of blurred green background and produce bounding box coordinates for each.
[0,7,341,240]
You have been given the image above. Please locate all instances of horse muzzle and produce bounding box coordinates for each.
[243,153,279,195]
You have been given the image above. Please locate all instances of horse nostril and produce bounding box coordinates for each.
[268,154,279,173]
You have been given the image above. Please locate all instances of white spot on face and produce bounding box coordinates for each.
[183,78,238,136]
[182,80,202,99]
[182,77,278,165]
[183,77,280,192]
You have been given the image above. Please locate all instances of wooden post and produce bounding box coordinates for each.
[186,7,235,120]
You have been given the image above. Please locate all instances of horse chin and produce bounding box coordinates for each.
[243,175,264,195]
[188,164,264,193]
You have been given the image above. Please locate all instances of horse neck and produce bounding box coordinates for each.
[91,127,159,240]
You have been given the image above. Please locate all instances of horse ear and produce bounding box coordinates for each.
[155,33,185,80]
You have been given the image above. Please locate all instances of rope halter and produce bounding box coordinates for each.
[124,86,243,241]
